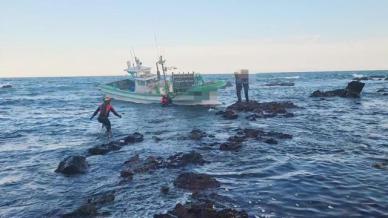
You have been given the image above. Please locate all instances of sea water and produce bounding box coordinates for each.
[0,71,387,217]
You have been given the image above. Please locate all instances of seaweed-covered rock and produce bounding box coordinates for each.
[264,138,278,144]
[222,110,239,120]
[55,156,88,175]
[174,172,220,191]
[311,81,365,98]
[160,186,170,194]
[88,141,121,155]
[372,162,388,169]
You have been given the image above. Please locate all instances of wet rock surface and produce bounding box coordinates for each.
[311,81,365,98]
[62,192,115,217]
[55,155,88,175]
[189,129,208,140]
[88,132,144,156]
[1,84,12,88]
[121,151,206,178]
[353,75,387,81]
[174,172,220,191]
[219,128,292,151]
[218,100,297,120]
[372,161,388,169]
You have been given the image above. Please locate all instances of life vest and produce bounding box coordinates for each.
[99,103,112,117]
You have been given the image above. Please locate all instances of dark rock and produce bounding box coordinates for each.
[227,101,297,114]
[123,132,144,143]
[88,141,121,155]
[121,152,206,177]
[385,77,388,81]
[264,138,278,144]
[62,192,115,218]
[120,169,134,179]
[1,84,12,88]
[220,141,242,151]
[161,186,170,194]
[62,204,97,218]
[152,136,162,142]
[189,129,208,140]
[122,155,163,174]
[383,93,388,96]
[166,151,206,168]
[154,202,248,218]
[264,82,295,86]
[87,191,115,207]
[55,155,88,175]
[174,172,220,191]
[222,110,238,120]
[311,81,365,98]
[372,162,388,169]
[377,88,386,93]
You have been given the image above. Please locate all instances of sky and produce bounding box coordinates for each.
[1,0,388,77]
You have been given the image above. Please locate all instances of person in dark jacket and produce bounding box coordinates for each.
[90,97,121,137]
[234,69,249,102]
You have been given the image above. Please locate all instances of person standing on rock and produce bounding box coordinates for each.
[90,96,121,137]
[234,69,249,102]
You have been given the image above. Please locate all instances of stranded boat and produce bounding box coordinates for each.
[99,56,225,105]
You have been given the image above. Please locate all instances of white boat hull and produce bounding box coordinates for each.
[99,85,221,105]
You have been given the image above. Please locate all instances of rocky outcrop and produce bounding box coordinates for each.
[55,156,88,175]
[88,132,144,156]
[372,161,388,169]
[216,110,238,120]
[88,141,121,155]
[353,75,387,81]
[174,172,220,191]
[311,81,365,98]
[217,101,297,120]
[62,192,115,217]
[120,151,206,180]
[219,128,292,151]
[1,84,12,89]
[154,202,248,218]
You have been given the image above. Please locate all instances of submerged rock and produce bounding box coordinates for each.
[121,152,206,178]
[1,84,12,89]
[160,185,170,194]
[311,81,365,98]
[219,141,242,151]
[189,129,208,140]
[55,155,88,175]
[154,202,248,218]
[372,162,388,169]
[219,128,292,151]
[264,82,295,86]
[62,204,97,218]
[62,192,115,218]
[174,172,220,191]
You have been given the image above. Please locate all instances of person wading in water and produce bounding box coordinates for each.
[90,97,121,137]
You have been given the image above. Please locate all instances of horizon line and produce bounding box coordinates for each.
[1,69,387,79]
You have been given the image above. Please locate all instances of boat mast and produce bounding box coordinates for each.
[157,56,168,94]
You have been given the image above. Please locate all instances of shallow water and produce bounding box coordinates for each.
[0,71,388,217]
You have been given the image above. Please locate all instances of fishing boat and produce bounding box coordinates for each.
[99,56,226,105]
